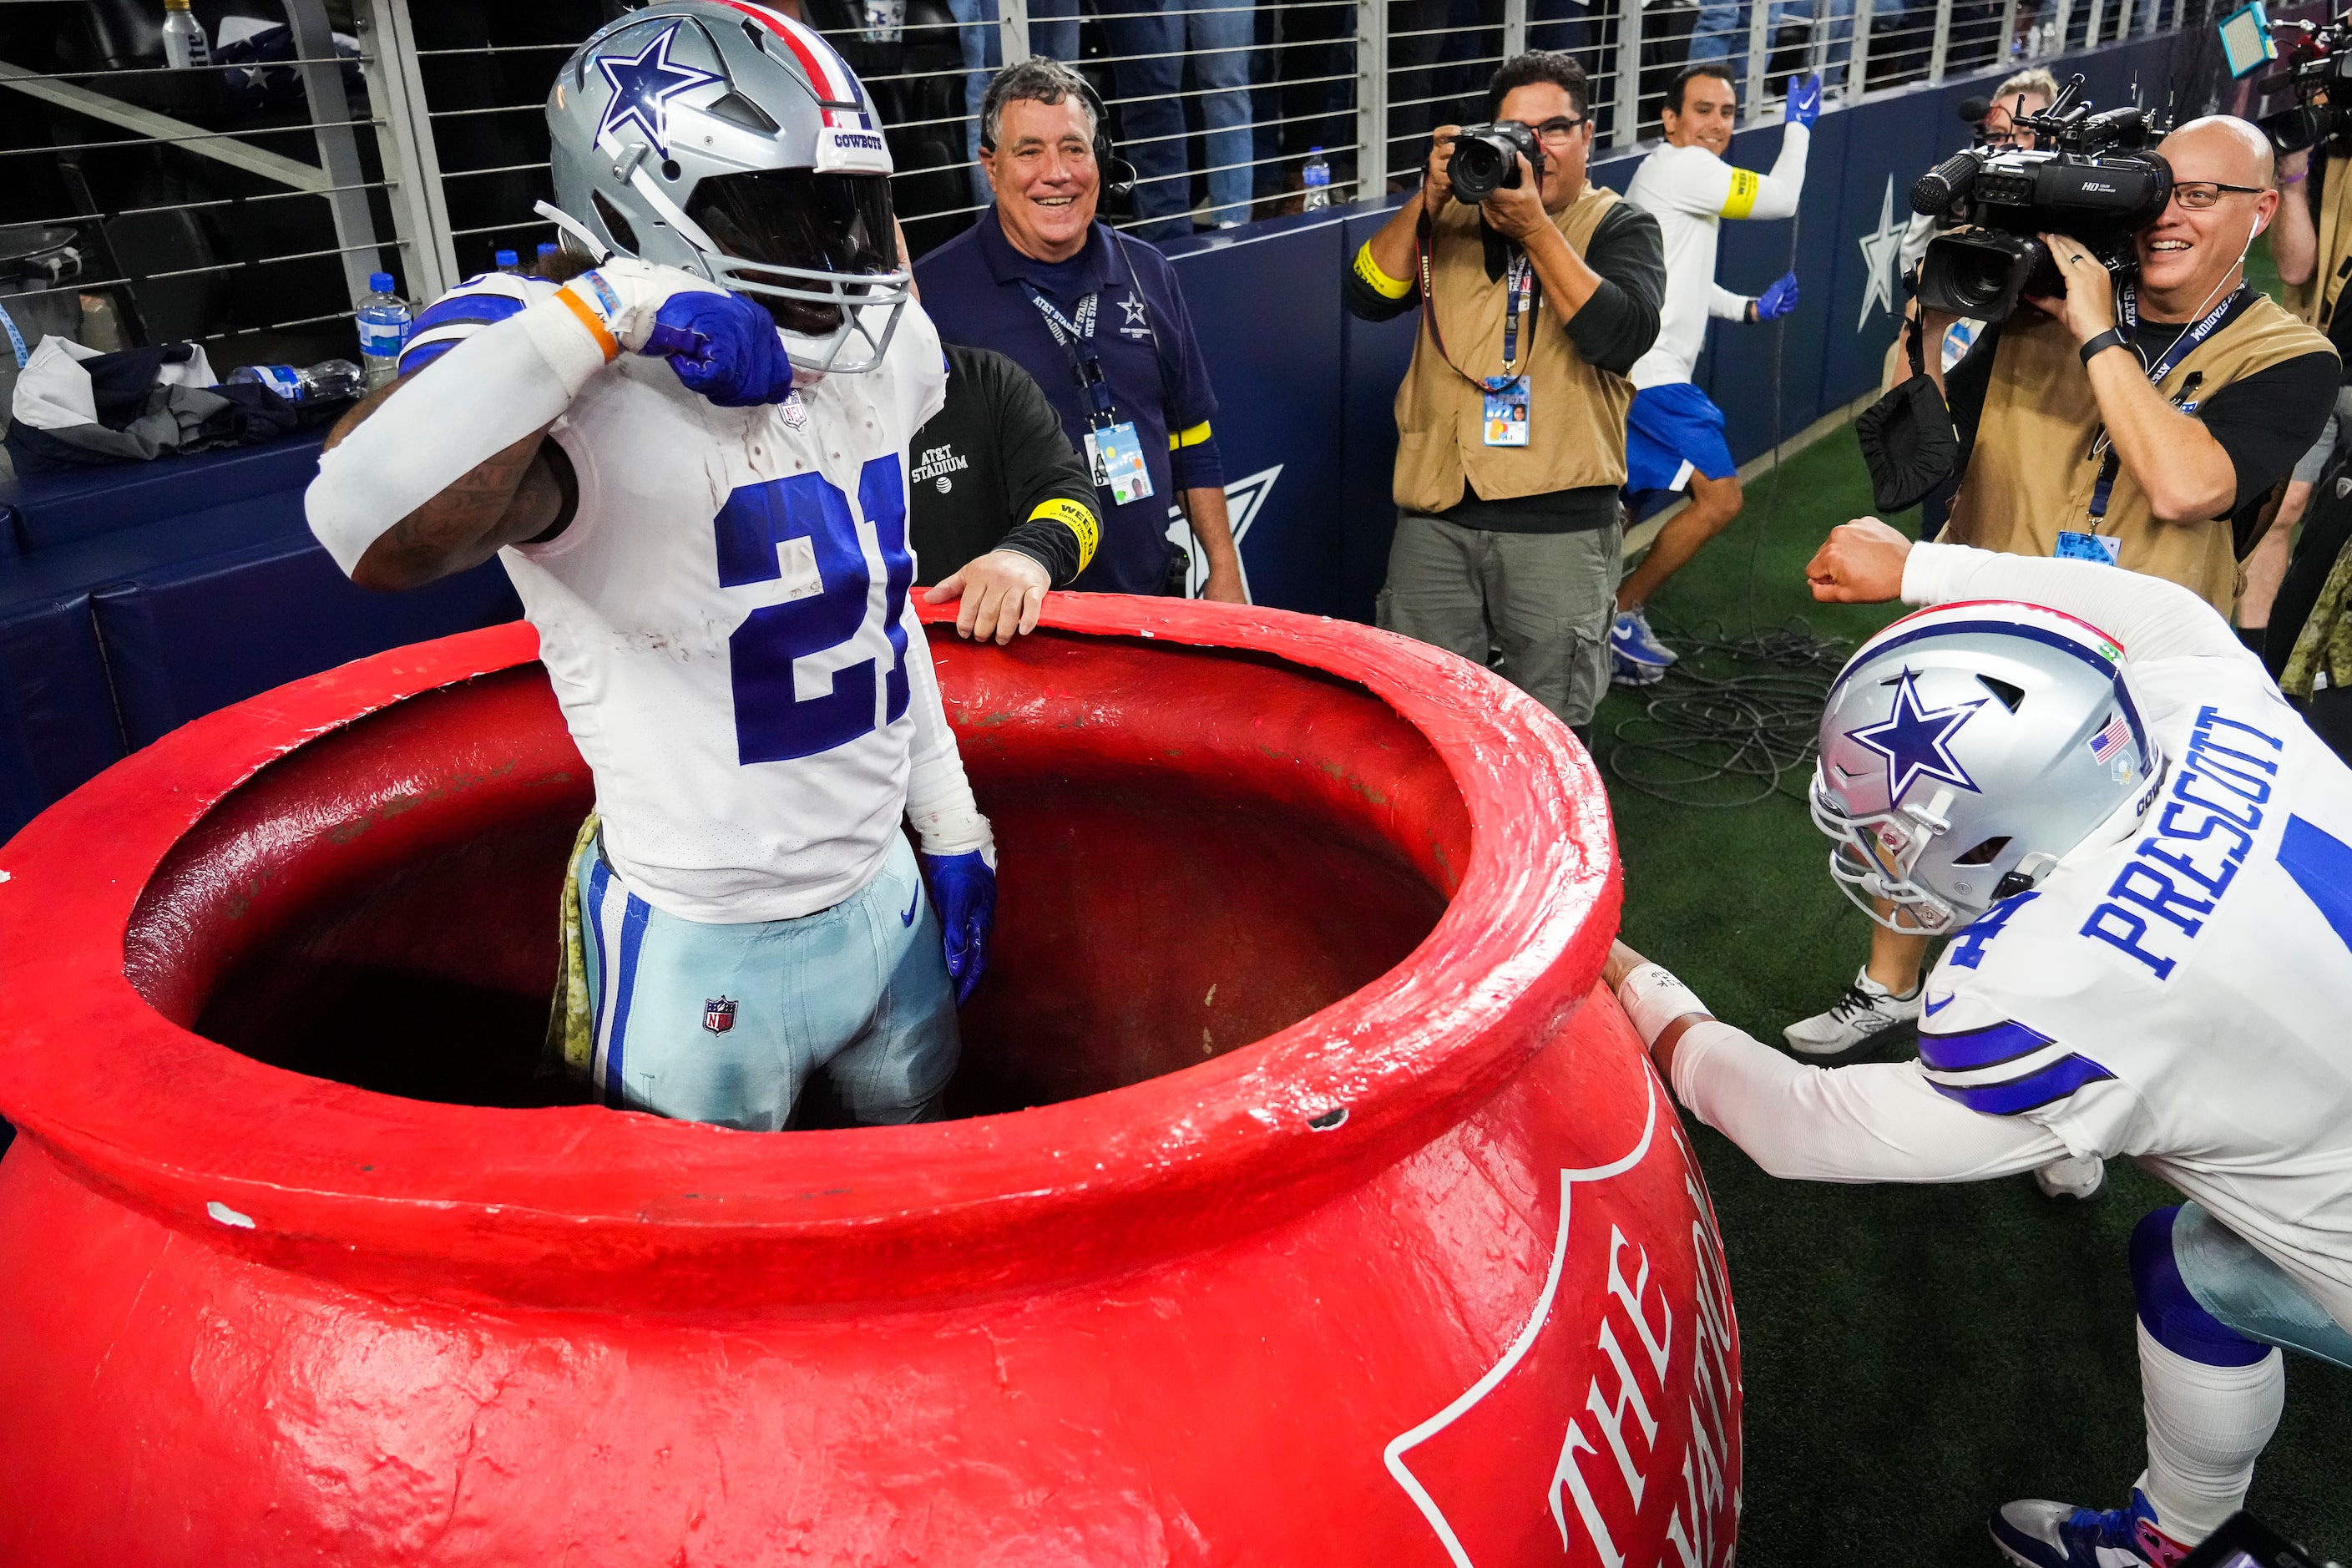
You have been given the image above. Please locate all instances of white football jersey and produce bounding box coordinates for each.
[1622,127,1808,389]
[1913,569,2352,1328]
[404,274,951,923]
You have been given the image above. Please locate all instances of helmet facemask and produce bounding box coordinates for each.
[680,168,904,354]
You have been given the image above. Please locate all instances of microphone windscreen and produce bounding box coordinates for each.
[1958,96,1990,123]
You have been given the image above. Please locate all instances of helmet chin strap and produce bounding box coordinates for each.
[534,200,612,263]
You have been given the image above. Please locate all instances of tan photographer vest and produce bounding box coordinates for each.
[2283,149,2352,335]
[1942,295,2329,613]
[1391,185,1632,515]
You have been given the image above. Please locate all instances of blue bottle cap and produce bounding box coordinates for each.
[496,250,519,267]
[368,271,393,292]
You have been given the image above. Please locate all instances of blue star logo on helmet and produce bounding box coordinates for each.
[594,22,723,161]
[1849,669,1985,803]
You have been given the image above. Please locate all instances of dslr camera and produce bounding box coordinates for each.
[1907,73,2172,320]
[1448,121,1545,201]
[2258,17,2352,153]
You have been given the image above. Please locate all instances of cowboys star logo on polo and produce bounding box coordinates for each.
[703,996,737,1034]
[1849,668,1985,803]
[594,22,722,160]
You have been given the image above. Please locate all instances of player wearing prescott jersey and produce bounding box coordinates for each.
[306,0,997,1132]
[1606,520,2352,1566]
[1611,65,1817,684]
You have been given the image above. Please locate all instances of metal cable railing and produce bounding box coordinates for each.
[0,0,2190,377]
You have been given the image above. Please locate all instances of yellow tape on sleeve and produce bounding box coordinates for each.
[1721,168,1760,220]
[1029,496,1100,574]
[1353,240,1414,300]
[1167,420,1213,451]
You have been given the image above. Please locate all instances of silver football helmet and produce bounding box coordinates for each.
[1811,601,2162,935]
[544,0,908,373]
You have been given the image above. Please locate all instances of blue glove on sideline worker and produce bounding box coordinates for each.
[1786,72,1823,129]
[640,290,797,407]
[1755,271,1801,321]
[920,847,999,1005]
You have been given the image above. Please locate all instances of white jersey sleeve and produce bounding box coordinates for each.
[1707,283,1748,321]
[1670,1018,2071,1181]
[1901,539,2249,664]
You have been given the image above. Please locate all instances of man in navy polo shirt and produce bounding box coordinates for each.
[916,57,1246,601]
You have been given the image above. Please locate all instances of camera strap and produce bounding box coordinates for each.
[1414,210,1542,387]
[2085,283,2254,522]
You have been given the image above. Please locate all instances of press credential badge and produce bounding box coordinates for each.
[1085,422,1155,506]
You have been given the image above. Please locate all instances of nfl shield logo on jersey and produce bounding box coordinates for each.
[703,996,736,1034]
[778,389,810,429]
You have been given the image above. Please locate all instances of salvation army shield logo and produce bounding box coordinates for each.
[703,996,736,1034]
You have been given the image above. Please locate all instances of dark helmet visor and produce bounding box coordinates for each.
[685,169,897,277]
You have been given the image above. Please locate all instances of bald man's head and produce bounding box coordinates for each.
[2157,114,2276,189]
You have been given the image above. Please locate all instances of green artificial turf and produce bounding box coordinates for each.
[1596,432,2352,1563]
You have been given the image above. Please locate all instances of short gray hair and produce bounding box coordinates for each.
[979,57,1099,152]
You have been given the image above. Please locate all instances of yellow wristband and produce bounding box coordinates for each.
[1721,168,1760,220]
[1029,496,1099,574]
[1353,240,1413,301]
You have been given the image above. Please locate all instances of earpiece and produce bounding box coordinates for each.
[1073,78,1138,198]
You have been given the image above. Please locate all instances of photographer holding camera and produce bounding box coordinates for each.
[1785,114,2339,1087]
[1345,51,1665,739]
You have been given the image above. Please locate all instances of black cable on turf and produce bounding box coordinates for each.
[1604,80,1852,807]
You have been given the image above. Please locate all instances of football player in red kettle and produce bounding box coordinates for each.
[306,1,994,1131]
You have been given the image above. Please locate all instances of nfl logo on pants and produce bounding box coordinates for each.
[703,997,736,1035]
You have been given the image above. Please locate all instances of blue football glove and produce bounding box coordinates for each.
[639,290,796,407]
[1755,271,1800,321]
[919,847,998,1006]
[1786,73,1823,129]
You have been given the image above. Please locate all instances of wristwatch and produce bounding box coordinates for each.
[2078,327,2129,366]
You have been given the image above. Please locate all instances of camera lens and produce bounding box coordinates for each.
[1452,136,1506,201]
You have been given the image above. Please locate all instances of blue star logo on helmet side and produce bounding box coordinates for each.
[1849,669,1985,803]
[594,23,722,161]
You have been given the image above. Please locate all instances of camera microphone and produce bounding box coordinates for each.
[1958,95,1990,124]
[1911,150,1984,215]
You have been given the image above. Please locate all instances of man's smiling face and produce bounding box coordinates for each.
[2137,117,2278,306]
[983,95,1100,264]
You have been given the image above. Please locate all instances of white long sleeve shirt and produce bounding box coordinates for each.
[1622,124,1809,389]
[1667,544,2352,1332]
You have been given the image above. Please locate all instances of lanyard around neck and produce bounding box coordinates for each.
[1414,211,1543,387]
[2085,285,2251,523]
[1022,283,1117,425]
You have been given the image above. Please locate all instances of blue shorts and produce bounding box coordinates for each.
[575,830,960,1131]
[2173,1201,2352,1370]
[1623,382,1737,505]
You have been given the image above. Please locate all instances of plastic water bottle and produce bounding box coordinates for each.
[354,272,412,391]
[1302,147,1332,210]
[229,360,366,404]
[534,242,561,277]
[495,249,521,275]
[161,0,210,68]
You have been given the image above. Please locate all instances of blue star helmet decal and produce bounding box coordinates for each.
[1849,668,1985,804]
[594,22,724,161]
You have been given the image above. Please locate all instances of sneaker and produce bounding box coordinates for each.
[2032,1151,2107,1202]
[1781,965,1922,1064]
[1611,648,1667,688]
[1990,1487,2195,1568]
[1611,606,1678,669]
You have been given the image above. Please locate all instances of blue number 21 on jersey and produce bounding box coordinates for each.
[712,456,912,764]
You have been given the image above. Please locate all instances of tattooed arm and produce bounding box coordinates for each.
[323,377,572,592]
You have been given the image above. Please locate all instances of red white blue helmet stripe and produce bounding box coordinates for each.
[706,0,870,127]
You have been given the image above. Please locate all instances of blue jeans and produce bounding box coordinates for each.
[948,0,1004,209]
[575,831,960,1131]
[1687,0,1854,94]
[1106,0,1257,237]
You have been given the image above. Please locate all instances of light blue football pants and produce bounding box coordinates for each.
[574,831,960,1131]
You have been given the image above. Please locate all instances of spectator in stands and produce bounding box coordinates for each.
[947,0,1003,209]
[1343,49,1664,742]
[913,343,1105,641]
[1783,117,2339,1100]
[1688,0,1854,98]
[919,57,1247,599]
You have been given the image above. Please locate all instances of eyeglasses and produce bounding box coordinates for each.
[2170,180,2267,210]
[1524,115,1589,145]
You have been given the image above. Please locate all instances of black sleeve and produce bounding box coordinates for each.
[2194,349,2343,513]
[1558,202,1666,378]
[1342,237,1421,323]
[979,349,1096,587]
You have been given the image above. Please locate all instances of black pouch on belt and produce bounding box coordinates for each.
[1854,311,1962,514]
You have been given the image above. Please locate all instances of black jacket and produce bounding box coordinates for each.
[908,343,1101,588]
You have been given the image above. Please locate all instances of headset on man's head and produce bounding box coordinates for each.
[979,61,1137,199]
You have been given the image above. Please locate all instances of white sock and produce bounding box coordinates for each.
[2133,1318,2284,1540]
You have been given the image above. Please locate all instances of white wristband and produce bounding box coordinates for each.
[1616,963,1711,1047]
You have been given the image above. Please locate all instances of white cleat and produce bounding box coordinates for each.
[2032,1151,2107,1202]
[1782,965,1922,1065]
